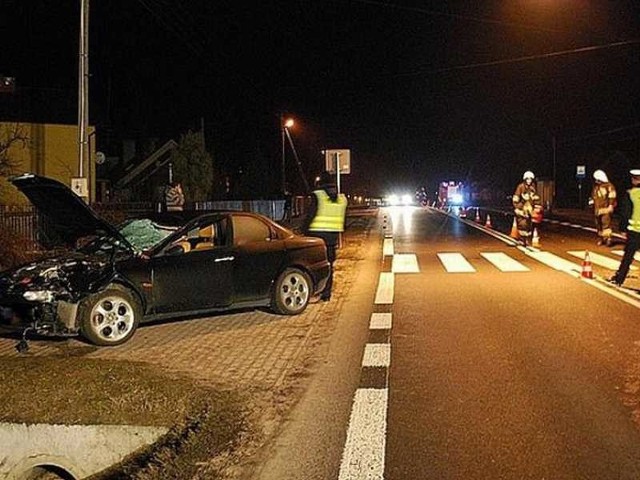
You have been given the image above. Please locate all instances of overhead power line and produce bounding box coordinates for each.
[395,39,640,78]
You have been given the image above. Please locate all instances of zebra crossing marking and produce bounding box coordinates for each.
[567,250,635,271]
[480,252,530,272]
[391,253,419,273]
[611,250,640,262]
[437,252,476,273]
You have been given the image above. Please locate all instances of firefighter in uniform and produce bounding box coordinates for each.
[609,170,640,286]
[304,171,348,301]
[512,171,542,246]
[589,169,617,246]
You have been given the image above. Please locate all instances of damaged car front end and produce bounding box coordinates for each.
[0,255,115,348]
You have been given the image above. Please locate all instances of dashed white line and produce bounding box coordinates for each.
[383,238,394,256]
[369,313,392,330]
[362,344,391,367]
[338,388,388,480]
[374,272,394,304]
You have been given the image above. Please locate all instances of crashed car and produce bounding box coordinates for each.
[0,174,330,347]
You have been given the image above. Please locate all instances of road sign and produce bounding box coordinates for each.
[324,149,351,174]
[576,165,586,179]
[71,177,88,197]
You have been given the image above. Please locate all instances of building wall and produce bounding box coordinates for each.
[0,122,96,204]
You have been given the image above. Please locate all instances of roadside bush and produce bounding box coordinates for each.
[0,228,37,271]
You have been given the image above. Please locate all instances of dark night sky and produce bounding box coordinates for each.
[1,0,639,200]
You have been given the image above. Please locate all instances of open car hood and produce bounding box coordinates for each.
[10,173,131,250]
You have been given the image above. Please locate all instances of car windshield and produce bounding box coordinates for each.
[118,219,178,252]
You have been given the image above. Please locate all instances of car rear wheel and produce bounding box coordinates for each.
[79,285,140,346]
[272,268,311,315]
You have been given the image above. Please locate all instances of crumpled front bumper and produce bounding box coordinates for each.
[0,297,79,337]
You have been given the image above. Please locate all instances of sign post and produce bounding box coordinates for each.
[576,165,586,208]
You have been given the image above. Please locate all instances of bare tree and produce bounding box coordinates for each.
[0,123,28,176]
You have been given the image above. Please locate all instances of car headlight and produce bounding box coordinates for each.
[23,290,54,303]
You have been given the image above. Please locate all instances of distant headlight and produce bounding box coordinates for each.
[23,290,54,303]
[401,194,413,205]
[450,194,463,205]
[386,194,399,205]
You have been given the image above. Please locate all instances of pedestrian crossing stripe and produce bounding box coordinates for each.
[611,250,640,263]
[480,252,530,272]
[391,253,419,273]
[437,252,476,273]
[567,250,636,271]
[525,250,581,272]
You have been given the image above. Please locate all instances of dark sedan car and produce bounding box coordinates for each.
[0,174,330,347]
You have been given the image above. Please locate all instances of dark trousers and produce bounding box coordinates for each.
[321,243,337,299]
[616,230,640,283]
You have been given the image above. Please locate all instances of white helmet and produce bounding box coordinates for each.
[593,169,608,183]
[523,171,535,180]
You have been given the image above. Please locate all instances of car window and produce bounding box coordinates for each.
[162,218,229,255]
[232,216,271,246]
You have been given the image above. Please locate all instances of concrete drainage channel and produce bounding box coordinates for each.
[0,423,167,479]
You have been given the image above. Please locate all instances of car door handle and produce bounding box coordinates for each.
[215,256,235,262]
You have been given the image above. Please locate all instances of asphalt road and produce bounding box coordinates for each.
[255,206,640,480]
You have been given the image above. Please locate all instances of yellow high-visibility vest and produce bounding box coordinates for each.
[308,190,347,232]
[628,188,640,233]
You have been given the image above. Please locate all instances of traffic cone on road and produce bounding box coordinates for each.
[509,218,519,239]
[475,208,481,223]
[484,214,492,229]
[532,227,540,247]
[581,251,593,279]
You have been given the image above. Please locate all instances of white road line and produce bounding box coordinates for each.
[567,250,635,271]
[391,253,420,273]
[524,250,582,273]
[374,272,394,304]
[437,252,476,273]
[338,388,388,480]
[480,252,530,272]
[611,250,640,262]
[369,313,392,330]
[362,344,391,368]
[383,238,394,256]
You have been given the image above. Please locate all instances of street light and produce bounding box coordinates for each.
[281,116,294,194]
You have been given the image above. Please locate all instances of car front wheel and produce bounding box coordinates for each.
[79,285,141,346]
[272,268,311,315]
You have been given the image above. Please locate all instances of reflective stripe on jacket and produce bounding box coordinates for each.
[308,190,347,232]
[628,188,640,233]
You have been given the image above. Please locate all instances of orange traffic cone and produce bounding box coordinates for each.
[509,218,519,239]
[484,214,492,229]
[581,251,593,279]
[532,227,540,247]
[475,208,481,223]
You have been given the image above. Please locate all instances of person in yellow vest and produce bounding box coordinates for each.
[304,171,348,301]
[609,169,640,286]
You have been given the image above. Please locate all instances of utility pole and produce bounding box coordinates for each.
[77,0,90,196]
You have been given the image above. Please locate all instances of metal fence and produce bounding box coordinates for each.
[0,205,39,250]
